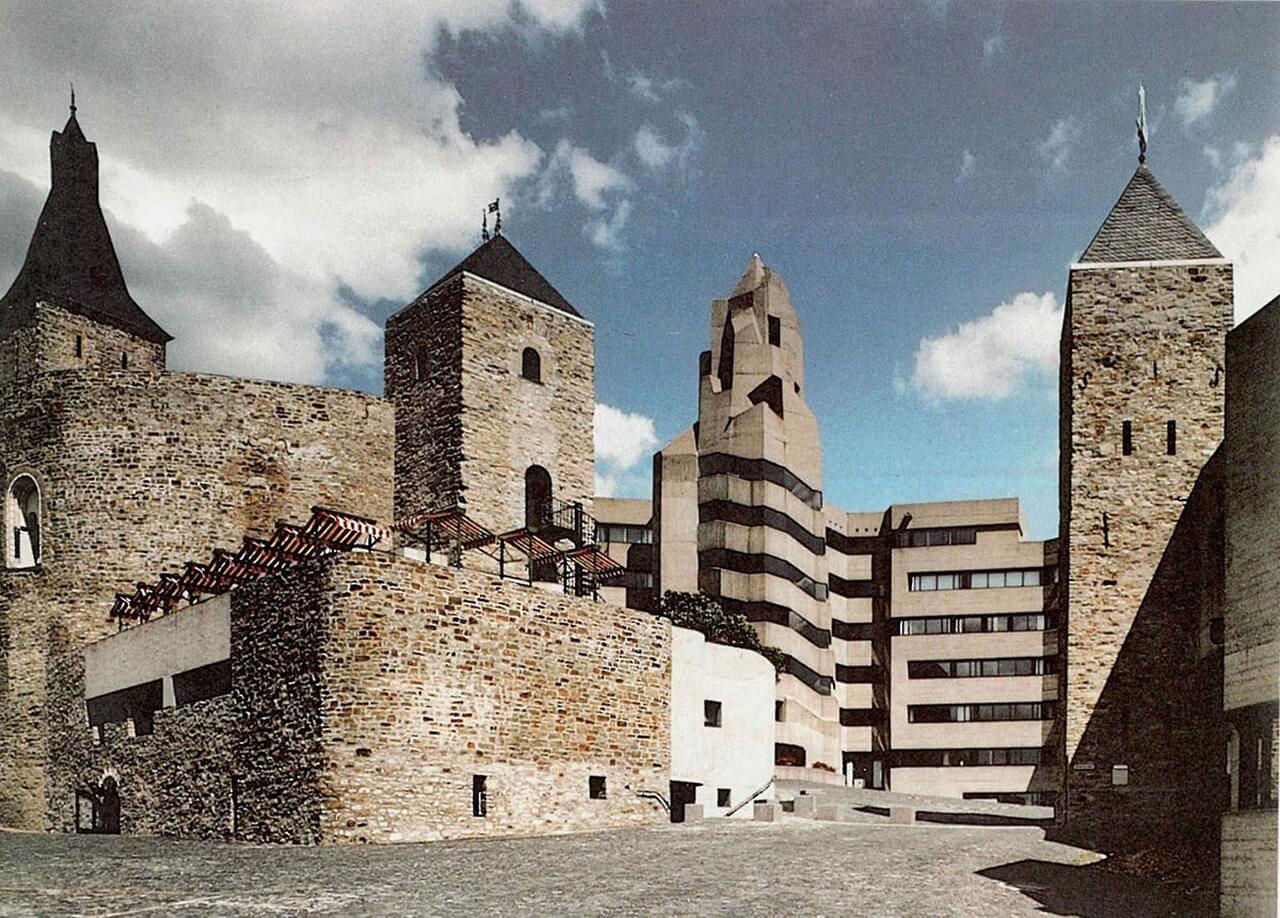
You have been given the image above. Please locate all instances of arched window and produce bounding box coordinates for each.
[7,475,41,568]
[524,465,552,531]
[521,348,542,383]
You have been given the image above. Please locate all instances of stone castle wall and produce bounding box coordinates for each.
[0,302,165,385]
[385,275,464,522]
[44,552,671,844]
[0,368,393,830]
[317,553,669,843]
[458,276,595,534]
[1060,263,1232,840]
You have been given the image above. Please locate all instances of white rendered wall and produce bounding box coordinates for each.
[670,626,775,817]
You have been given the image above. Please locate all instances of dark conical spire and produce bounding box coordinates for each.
[1079,165,1222,264]
[0,100,171,344]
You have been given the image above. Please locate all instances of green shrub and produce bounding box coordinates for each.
[655,591,785,674]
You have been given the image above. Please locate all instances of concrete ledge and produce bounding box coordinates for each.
[793,796,817,818]
[682,804,703,823]
[815,804,853,822]
[753,802,782,822]
[889,806,915,825]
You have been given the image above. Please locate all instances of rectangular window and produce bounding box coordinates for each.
[1167,420,1177,455]
[768,315,781,346]
[704,700,722,728]
[775,700,784,722]
[472,775,488,817]
[970,572,989,589]
[1122,420,1133,455]
[74,335,83,357]
[717,788,731,807]
[589,775,607,800]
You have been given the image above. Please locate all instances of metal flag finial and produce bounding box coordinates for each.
[489,197,501,235]
[1135,84,1148,165]
[482,209,489,242]
[70,82,76,115]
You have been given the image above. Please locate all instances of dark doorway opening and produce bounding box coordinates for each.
[669,780,699,823]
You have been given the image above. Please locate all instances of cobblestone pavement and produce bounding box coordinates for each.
[0,819,1213,917]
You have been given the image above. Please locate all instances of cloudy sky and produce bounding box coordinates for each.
[2,1,1277,536]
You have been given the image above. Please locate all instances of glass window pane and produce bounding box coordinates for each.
[1006,570,1024,587]
[931,530,951,546]
[925,618,944,634]
[920,574,936,591]
[971,572,989,589]
[955,528,976,545]
[1024,568,1041,586]
[911,531,928,547]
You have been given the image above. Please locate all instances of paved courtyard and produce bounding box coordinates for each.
[0,820,1213,917]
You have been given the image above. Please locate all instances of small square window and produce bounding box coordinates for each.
[717,788,731,807]
[768,315,781,346]
[704,700,722,728]
[1111,764,1130,786]
[589,775,607,799]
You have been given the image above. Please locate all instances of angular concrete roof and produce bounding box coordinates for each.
[433,234,580,318]
[0,109,171,344]
[1079,165,1222,263]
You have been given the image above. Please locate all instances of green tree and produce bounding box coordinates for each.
[655,591,785,674]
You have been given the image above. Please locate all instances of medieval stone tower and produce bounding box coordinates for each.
[385,232,595,536]
[0,104,392,831]
[1059,160,1233,834]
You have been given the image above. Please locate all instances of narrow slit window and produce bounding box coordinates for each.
[1166,420,1176,455]
[472,774,488,817]
[74,335,83,358]
[1122,420,1133,456]
[768,315,781,346]
[120,353,128,370]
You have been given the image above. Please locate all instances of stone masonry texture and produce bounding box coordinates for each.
[1059,263,1232,845]
[388,273,595,535]
[43,552,671,844]
[0,363,393,831]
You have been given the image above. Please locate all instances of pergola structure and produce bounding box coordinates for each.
[109,507,391,629]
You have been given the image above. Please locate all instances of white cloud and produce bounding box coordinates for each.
[909,292,1063,401]
[1174,74,1237,128]
[982,33,1005,62]
[0,1,600,383]
[633,113,703,172]
[957,149,976,183]
[1205,135,1280,321]
[1037,117,1081,173]
[538,139,635,250]
[594,402,658,497]
[626,71,687,103]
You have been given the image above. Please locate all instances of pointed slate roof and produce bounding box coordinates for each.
[434,234,580,318]
[1079,165,1222,264]
[0,107,171,343]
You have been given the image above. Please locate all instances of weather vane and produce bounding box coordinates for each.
[481,198,501,242]
[70,82,76,115]
[1135,84,1147,165]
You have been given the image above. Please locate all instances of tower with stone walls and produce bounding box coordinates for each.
[1059,161,1232,844]
[385,232,595,538]
[0,104,394,831]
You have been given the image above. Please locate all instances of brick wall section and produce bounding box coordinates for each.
[42,553,670,844]
[385,275,464,522]
[1223,303,1279,710]
[0,368,393,830]
[317,553,669,843]
[1221,811,1279,916]
[0,302,165,385]
[1059,263,1232,853]
[1061,263,1231,759]
[458,276,594,533]
[387,274,595,536]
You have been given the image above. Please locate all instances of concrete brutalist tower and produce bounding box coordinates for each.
[656,255,839,771]
[1059,157,1233,836]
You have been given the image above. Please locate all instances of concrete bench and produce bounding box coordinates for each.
[753,802,782,822]
[793,795,817,818]
[889,806,916,825]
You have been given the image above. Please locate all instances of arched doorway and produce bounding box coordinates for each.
[524,465,552,532]
[6,475,41,568]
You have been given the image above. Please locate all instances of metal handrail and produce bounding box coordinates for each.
[725,776,775,817]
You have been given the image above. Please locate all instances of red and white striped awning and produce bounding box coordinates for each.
[268,523,329,559]
[181,561,230,596]
[564,545,627,581]
[302,507,391,550]
[395,507,495,550]
[496,528,562,562]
